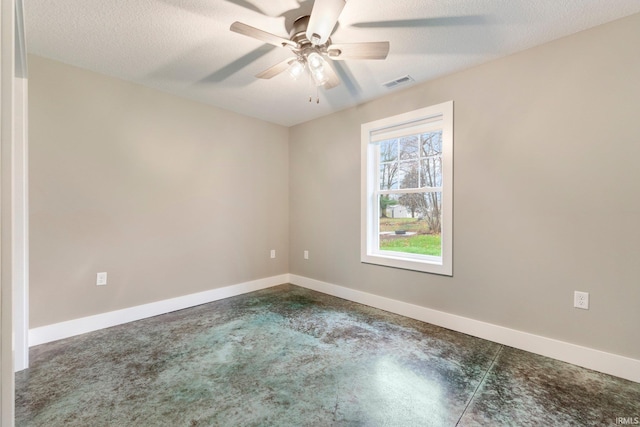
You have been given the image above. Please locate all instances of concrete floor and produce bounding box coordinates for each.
[15,284,640,426]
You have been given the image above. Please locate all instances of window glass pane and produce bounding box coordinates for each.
[421,131,443,157]
[378,192,442,257]
[378,193,400,221]
[399,136,419,161]
[399,161,420,189]
[379,162,399,190]
[420,157,442,188]
[422,192,442,237]
[379,139,397,163]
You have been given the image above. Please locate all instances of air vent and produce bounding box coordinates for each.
[383,75,415,89]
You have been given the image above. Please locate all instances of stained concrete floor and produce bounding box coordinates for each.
[15,284,640,426]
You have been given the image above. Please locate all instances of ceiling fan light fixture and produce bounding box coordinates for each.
[306,51,329,86]
[288,59,306,79]
[311,68,329,86]
[307,52,325,71]
[306,0,346,46]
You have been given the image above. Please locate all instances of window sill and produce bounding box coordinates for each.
[361,252,452,276]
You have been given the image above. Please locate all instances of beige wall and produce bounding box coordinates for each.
[289,13,640,360]
[29,55,289,327]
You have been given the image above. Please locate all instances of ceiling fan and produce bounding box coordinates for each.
[230,0,390,90]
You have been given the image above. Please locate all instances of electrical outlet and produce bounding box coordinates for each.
[574,291,589,310]
[270,249,276,259]
[96,272,107,286]
[304,250,309,260]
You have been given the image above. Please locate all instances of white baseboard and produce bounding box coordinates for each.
[28,272,639,383]
[29,274,290,347]
[289,274,640,383]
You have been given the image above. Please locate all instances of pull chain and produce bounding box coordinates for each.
[306,72,320,104]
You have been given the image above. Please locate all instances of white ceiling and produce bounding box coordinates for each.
[24,0,640,127]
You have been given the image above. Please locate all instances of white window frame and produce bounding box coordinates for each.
[361,101,453,276]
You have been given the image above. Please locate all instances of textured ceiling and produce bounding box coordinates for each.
[24,0,640,127]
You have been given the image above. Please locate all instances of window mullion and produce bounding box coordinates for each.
[378,187,442,195]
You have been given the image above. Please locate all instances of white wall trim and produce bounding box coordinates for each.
[28,272,640,383]
[29,274,290,347]
[289,274,640,383]
[12,75,28,372]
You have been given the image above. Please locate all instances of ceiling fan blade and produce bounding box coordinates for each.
[256,57,296,79]
[331,61,361,98]
[351,16,486,28]
[306,0,346,45]
[327,42,390,60]
[224,0,265,15]
[322,62,341,90]
[230,22,297,48]
[199,45,276,84]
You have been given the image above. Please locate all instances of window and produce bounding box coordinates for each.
[361,101,453,275]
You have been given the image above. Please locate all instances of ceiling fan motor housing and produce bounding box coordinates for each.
[290,17,318,48]
[290,16,332,59]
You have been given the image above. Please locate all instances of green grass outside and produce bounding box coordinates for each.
[380,234,442,256]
